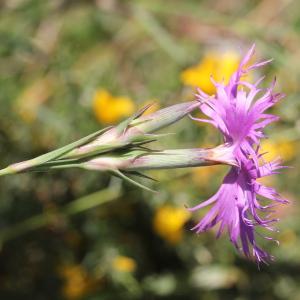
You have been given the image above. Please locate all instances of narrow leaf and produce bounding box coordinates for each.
[110,169,157,193]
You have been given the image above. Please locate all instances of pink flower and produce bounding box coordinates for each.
[190,45,288,264]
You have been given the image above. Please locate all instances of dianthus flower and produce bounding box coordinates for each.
[190,45,288,264]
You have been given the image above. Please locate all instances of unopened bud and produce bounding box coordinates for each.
[83,144,237,172]
[67,101,199,158]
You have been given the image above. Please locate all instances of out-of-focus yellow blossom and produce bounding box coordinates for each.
[93,89,135,124]
[15,77,52,123]
[192,165,222,188]
[258,140,296,186]
[280,229,298,246]
[112,255,137,273]
[181,51,240,94]
[153,205,191,244]
[261,140,297,162]
[59,264,94,300]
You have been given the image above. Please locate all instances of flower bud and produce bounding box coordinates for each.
[83,144,237,172]
[66,101,199,159]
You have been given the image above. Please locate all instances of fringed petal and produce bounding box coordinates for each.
[192,45,287,264]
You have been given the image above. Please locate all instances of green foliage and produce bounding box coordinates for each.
[0,0,300,299]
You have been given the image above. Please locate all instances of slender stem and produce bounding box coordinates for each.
[0,167,15,177]
[0,183,121,245]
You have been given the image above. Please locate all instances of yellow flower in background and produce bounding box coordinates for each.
[93,89,135,124]
[181,51,240,94]
[258,139,296,186]
[59,264,94,300]
[153,205,191,244]
[15,77,52,123]
[112,255,137,273]
[261,139,297,162]
[192,165,222,188]
[280,229,298,246]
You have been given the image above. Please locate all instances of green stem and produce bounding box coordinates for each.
[0,183,121,245]
[0,167,15,177]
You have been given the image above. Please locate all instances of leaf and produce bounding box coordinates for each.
[124,171,158,181]
[110,169,157,193]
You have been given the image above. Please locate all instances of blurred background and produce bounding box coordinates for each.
[0,0,299,299]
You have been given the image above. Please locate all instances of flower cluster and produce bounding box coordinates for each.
[190,45,287,264]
